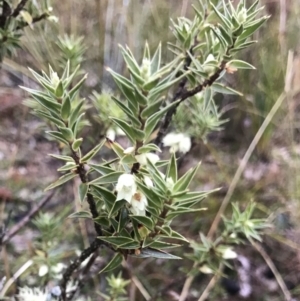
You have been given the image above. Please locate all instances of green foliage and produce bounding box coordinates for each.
[187,203,268,275]
[0,0,55,63]
[0,0,271,300]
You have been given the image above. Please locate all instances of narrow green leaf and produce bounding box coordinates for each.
[238,16,269,40]
[151,42,162,74]
[141,97,164,119]
[173,163,200,192]
[93,215,110,227]
[58,126,73,141]
[69,74,88,99]
[136,181,163,209]
[97,235,135,247]
[72,138,83,151]
[218,24,233,45]
[68,99,84,128]
[110,117,144,144]
[63,65,81,90]
[49,154,75,162]
[211,83,243,96]
[131,248,182,259]
[108,200,126,218]
[57,162,77,172]
[89,164,115,175]
[166,208,207,220]
[89,171,124,185]
[55,80,64,98]
[210,2,231,29]
[91,185,115,212]
[44,172,77,191]
[34,110,65,127]
[138,144,162,154]
[118,208,129,233]
[46,131,69,145]
[107,140,125,158]
[131,215,154,230]
[80,140,105,163]
[98,253,123,274]
[119,45,141,75]
[111,96,141,126]
[170,230,190,242]
[166,153,177,183]
[61,95,71,120]
[21,86,61,113]
[28,68,55,93]
[79,183,88,203]
[147,240,181,249]
[68,211,92,219]
[144,99,181,143]
[227,59,256,70]
[72,112,85,137]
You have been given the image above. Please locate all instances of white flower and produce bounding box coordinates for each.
[50,72,60,88]
[222,248,237,259]
[38,265,48,277]
[130,191,148,216]
[48,15,59,23]
[51,262,66,274]
[144,176,153,188]
[116,127,125,136]
[135,153,160,166]
[17,287,48,301]
[123,146,135,154]
[116,174,137,203]
[204,54,215,64]
[199,265,213,274]
[106,128,116,141]
[140,58,151,81]
[162,132,191,154]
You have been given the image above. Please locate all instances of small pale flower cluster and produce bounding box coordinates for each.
[162,132,191,154]
[50,72,60,89]
[116,174,148,216]
[16,287,48,301]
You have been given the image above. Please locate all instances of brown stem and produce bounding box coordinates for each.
[60,238,102,301]
[1,191,55,246]
[11,0,29,17]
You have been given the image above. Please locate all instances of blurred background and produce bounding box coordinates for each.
[1,0,300,300]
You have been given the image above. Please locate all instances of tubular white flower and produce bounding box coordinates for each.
[38,265,48,277]
[179,135,192,154]
[50,72,60,88]
[135,153,160,166]
[222,247,237,259]
[199,265,213,274]
[162,132,191,154]
[17,287,48,301]
[130,191,148,216]
[123,146,135,154]
[106,128,116,141]
[144,176,154,188]
[116,174,137,203]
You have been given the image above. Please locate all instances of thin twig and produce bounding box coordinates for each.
[178,275,194,301]
[154,54,193,148]
[60,238,102,301]
[155,42,234,148]
[0,259,33,297]
[251,240,292,301]
[70,148,102,236]
[1,191,55,245]
[11,0,29,17]
[15,13,50,30]
[197,265,223,301]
